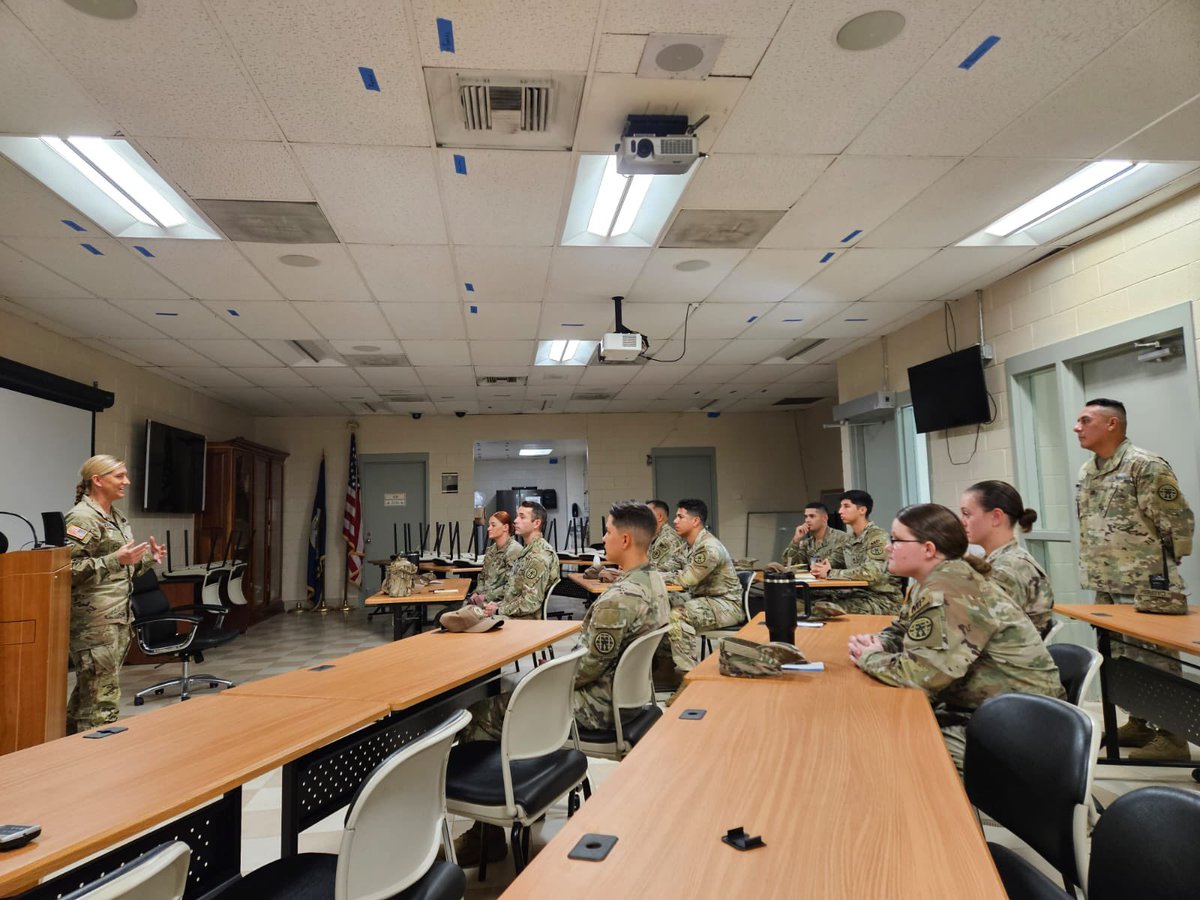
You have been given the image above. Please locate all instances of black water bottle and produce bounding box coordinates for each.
[405,551,421,567]
[763,571,795,645]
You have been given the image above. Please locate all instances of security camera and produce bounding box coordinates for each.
[455,411,466,418]
[411,412,422,420]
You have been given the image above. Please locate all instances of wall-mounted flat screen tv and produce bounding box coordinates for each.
[907,346,991,434]
[143,420,206,513]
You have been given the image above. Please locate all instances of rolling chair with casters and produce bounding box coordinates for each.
[130,569,238,706]
[61,840,190,900]
[445,647,590,880]
[576,623,669,761]
[699,570,753,660]
[963,693,1098,896]
[215,710,471,900]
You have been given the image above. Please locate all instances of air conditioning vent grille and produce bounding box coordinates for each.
[572,391,614,402]
[773,396,824,407]
[477,375,528,386]
[458,81,551,133]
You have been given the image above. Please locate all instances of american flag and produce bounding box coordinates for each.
[343,433,364,586]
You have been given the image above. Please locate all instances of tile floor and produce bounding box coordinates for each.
[93,602,1199,899]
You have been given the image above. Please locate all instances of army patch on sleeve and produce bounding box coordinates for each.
[907,616,934,641]
[591,631,618,656]
[1158,482,1181,503]
[66,525,90,543]
[693,547,709,566]
[868,543,887,560]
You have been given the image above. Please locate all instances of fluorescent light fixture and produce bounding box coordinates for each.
[548,339,568,361]
[0,136,220,240]
[984,160,1141,237]
[519,448,553,457]
[562,154,699,248]
[535,339,597,367]
[586,156,653,238]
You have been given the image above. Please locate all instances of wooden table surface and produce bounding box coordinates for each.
[685,613,895,686]
[501,678,1005,900]
[565,571,682,595]
[363,578,472,606]
[753,570,870,588]
[227,619,580,710]
[0,694,387,896]
[1055,603,1200,654]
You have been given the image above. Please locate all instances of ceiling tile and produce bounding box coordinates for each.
[357,366,423,389]
[179,339,281,367]
[453,246,552,302]
[207,386,291,415]
[127,241,282,301]
[710,38,774,77]
[414,364,476,385]
[295,301,392,340]
[138,138,313,202]
[4,0,278,140]
[201,301,319,339]
[577,365,640,386]
[110,299,243,339]
[469,340,537,366]
[705,249,830,304]
[292,144,445,245]
[613,303,693,340]
[0,159,102,239]
[861,247,1033,304]
[381,303,466,340]
[230,366,308,387]
[789,249,935,303]
[403,341,472,366]
[629,249,747,303]
[209,0,430,146]
[741,301,848,338]
[269,386,351,408]
[106,339,216,367]
[464,303,543,340]
[683,302,774,339]
[77,338,147,366]
[596,33,643,73]
[330,339,404,355]
[439,150,570,246]
[632,338,723,375]
[237,243,372,301]
[538,303,614,339]
[546,247,651,304]
[164,367,253,388]
[682,154,833,211]
[703,340,793,366]
[412,0,600,71]
[803,301,930,338]
[0,242,94,298]
[348,245,459,303]
[3,238,187,300]
[1110,95,1200,161]
[527,366,585,386]
[297,366,367,387]
[602,0,794,36]
[10,296,165,340]
[760,157,959,250]
[861,158,1080,249]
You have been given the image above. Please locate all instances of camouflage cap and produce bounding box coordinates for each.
[809,601,847,621]
[1134,590,1188,615]
[440,605,505,633]
[719,637,808,678]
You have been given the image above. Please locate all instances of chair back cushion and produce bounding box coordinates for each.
[1046,643,1097,705]
[1088,786,1200,900]
[503,646,586,761]
[130,571,176,647]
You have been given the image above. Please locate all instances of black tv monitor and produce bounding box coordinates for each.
[907,346,991,434]
[143,420,206,513]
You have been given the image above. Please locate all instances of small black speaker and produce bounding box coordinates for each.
[541,488,558,510]
[42,512,67,547]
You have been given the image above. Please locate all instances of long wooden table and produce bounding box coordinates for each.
[1056,603,1200,769]
[501,678,1005,899]
[0,694,387,898]
[565,572,683,596]
[364,578,472,639]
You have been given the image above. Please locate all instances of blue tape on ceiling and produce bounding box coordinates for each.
[358,66,380,91]
[840,229,862,243]
[706,411,720,418]
[464,281,475,292]
[845,317,868,322]
[133,245,154,257]
[549,458,558,464]
[561,322,584,327]
[80,243,102,255]
[62,219,85,232]
[453,154,467,175]
[469,305,478,314]
[959,35,1000,70]
[782,318,803,323]
[226,308,240,317]
[745,315,758,323]
[436,17,455,52]
[154,311,178,316]
[819,252,835,263]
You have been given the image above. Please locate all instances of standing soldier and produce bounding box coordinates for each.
[1074,398,1195,761]
[65,455,165,733]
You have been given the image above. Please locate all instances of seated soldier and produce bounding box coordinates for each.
[644,498,688,579]
[769,501,849,571]
[810,490,903,615]
[481,500,559,620]
[456,501,669,864]
[664,499,744,675]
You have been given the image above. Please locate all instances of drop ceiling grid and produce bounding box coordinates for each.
[1111,95,1200,161]
[789,248,936,304]
[804,300,930,338]
[198,300,320,340]
[674,302,773,339]
[207,0,431,147]
[0,242,97,298]
[11,296,162,341]
[680,154,834,211]
[123,240,283,301]
[628,248,748,303]
[234,242,373,302]
[293,300,395,342]
[4,0,279,141]
[463,305,543,341]
[536,301,616,339]
[545,247,651,304]
[105,338,220,367]
[403,340,472,367]
[347,244,460,303]
[451,246,553,303]
[0,159,103,238]
[860,246,1032,304]
[704,249,833,304]
[137,138,315,201]
[378,302,466,340]
[111,299,244,339]
[4,237,189,300]
[467,340,537,366]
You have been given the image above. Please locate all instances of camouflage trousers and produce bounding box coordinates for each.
[1095,592,1182,676]
[463,686,611,743]
[666,594,744,671]
[809,588,901,617]
[67,622,131,733]
[940,724,968,776]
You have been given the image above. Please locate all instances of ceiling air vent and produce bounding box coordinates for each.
[343,354,410,368]
[426,68,584,150]
[773,396,824,407]
[380,392,428,404]
[477,375,528,386]
[571,391,614,402]
[460,80,551,132]
[194,200,339,244]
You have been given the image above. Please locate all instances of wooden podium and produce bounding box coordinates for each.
[0,547,70,754]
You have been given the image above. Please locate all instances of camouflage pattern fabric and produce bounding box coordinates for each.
[826,523,903,615]
[1095,591,1182,675]
[498,535,560,619]
[986,538,1055,635]
[648,524,688,579]
[780,527,850,569]
[464,564,669,741]
[667,529,744,670]
[474,539,523,601]
[859,557,1064,771]
[719,637,807,678]
[381,558,418,597]
[1076,439,1194,599]
[65,495,152,732]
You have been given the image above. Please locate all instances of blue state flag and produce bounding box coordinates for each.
[306,455,327,606]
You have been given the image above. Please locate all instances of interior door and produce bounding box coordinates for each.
[850,417,904,527]
[652,447,718,535]
[360,455,428,595]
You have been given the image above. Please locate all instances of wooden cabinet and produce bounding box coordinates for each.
[195,439,287,620]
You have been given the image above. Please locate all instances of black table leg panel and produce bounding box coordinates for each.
[1106,654,1200,748]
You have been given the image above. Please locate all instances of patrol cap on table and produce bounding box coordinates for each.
[809,600,847,621]
[719,637,808,678]
[440,605,505,633]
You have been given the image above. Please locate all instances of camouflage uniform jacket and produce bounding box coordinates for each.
[65,495,152,626]
[1076,439,1194,594]
[986,539,1054,635]
[781,527,850,569]
[475,539,524,600]
[675,528,743,617]
[498,535,560,619]
[573,564,670,730]
[648,524,688,578]
[827,522,903,604]
[860,558,1064,711]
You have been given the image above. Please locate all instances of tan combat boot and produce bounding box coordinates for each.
[1115,716,1156,748]
[1128,731,1191,762]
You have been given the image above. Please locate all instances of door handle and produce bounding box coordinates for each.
[365,531,372,544]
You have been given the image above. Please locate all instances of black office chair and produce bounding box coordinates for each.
[1046,643,1102,706]
[963,693,1097,895]
[699,570,753,660]
[985,786,1200,900]
[131,569,238,705]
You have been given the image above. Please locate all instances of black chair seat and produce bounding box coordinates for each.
[217,853,464,900]
[191,624,239,653]
[988,843,1071,900]
[446,742,587,815]
[576,705,662,746]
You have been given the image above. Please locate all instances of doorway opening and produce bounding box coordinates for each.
[473,439,590,551]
